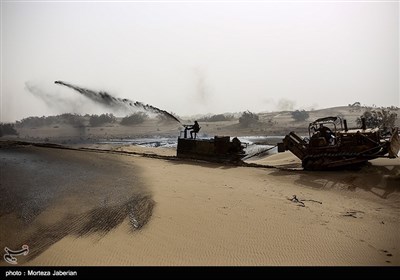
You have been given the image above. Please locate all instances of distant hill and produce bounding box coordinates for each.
[184,105,399,137]
[3,105,398,143]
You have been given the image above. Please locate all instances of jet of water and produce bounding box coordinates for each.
[54,80,181,123]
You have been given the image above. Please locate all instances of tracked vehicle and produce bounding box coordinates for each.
[277,116,400,170]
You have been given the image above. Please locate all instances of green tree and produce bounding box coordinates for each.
[291,110,309,122]
[89,113,116,126]
[0,123,18,137]
[120,112,149,125]
[239,111,259,127]
[356,109,397,131]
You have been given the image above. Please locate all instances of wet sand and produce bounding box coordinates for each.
[0,144,154,264]
[1,143,399,266]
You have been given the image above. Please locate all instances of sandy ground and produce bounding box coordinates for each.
[1,143,399,266]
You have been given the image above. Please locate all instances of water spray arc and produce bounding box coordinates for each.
[54,81,181,124]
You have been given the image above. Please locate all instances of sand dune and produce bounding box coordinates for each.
[1,142,399,266]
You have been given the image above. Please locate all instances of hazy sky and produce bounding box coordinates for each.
[1,0,399,122]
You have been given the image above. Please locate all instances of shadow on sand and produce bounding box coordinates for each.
[269,163,400,199]
[21,194,155,261]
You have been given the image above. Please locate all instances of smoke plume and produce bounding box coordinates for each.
[193,67,208,104]
[277,98,296,111]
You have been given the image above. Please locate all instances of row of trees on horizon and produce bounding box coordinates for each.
[0,106,398,137]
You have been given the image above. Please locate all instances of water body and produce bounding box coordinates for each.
[97,135,285,159]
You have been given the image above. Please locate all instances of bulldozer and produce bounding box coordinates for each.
[277,116,400,170]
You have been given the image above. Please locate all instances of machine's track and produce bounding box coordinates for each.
[302,152,368,170]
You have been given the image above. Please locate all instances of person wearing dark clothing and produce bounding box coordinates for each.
[185,121,200,139]
[316,124,333,143]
